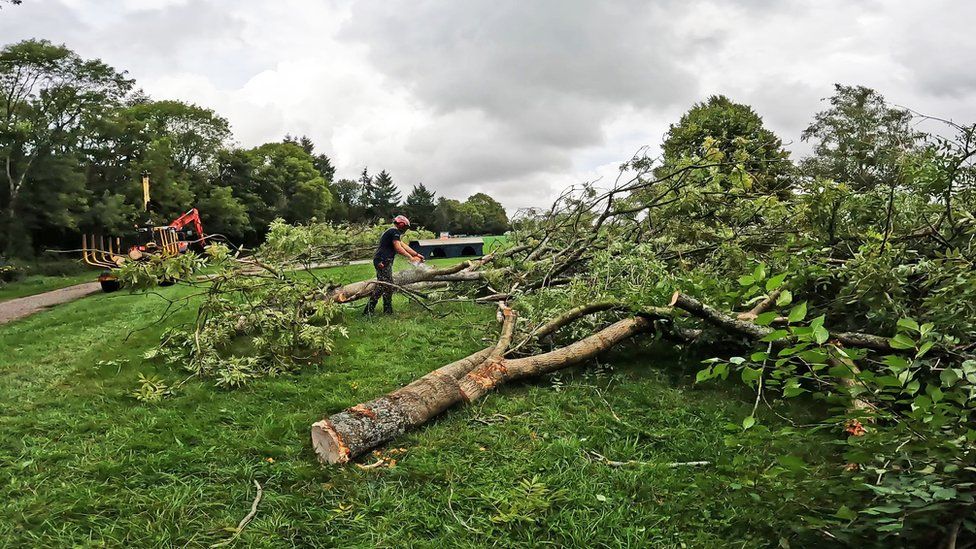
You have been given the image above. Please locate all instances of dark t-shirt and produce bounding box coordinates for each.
[374,227,401,262]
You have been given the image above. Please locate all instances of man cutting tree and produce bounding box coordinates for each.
[364,215,424,316]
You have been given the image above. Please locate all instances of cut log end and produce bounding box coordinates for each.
[311,420,350,464]
[669,290,681,307]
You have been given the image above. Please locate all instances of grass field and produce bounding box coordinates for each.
[0,259,839,547]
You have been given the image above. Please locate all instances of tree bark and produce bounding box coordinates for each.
[736,289,782,321]
[311,316,651,464]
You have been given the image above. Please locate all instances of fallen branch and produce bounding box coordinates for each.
[211,480,263,548]
[584,450,710,469]
[737,289,782,321]
[326,262,493,304]
[670,291,897,353]
[311,316,652,464]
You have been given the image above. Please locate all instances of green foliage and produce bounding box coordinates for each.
[130,373,171,402]
[802,84,922,191]
[659,94,794,195]
[115,249,209,289]
[402,183,437,229]
[696,263,976,544]
[364,169,402,220]
[432,194,510,235]
[0,39,133,254]
[490,476,567,524]
[129,222,433,386]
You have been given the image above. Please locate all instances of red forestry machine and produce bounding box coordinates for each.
[82,173,207,292]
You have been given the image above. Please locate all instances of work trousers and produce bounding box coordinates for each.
[364,257,394,315]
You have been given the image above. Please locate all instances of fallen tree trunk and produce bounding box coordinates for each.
[311,315,651,464]
[326,261,490,304]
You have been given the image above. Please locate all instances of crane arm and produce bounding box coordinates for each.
[169,208,206,245]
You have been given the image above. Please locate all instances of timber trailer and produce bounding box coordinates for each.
[82,174,206,292]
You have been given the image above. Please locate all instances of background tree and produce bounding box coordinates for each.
[284,134,335,183]
[357,167,375,220]
[802,84,921,191]
[366,169,401,220]
[464,192,509,234]
[327,178,363,223]
[231,142,333,238]
[0,39,132,254]
[799,85,923,245]
[659,94,794,195]
[402,183,436,229]
[432,197,463,234]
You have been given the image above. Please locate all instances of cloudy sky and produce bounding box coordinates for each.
[2,0,973,209]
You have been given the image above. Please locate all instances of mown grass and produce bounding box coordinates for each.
[0,259,839,547]
[0,271,96,302]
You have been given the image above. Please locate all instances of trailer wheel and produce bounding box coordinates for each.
[100,278,121,293]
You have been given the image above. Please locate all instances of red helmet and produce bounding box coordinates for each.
[393,215,410,228]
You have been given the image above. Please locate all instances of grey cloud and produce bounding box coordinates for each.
[333,0,713,196]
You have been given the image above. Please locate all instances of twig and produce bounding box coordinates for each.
[211,480,263,547]
[584,450,710,468]
[355,458,385,469]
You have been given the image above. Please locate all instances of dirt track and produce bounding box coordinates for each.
[0,282,102,325]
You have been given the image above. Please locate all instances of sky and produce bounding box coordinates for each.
[1,0,974,210]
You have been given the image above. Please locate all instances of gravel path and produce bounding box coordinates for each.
[0,282,102,325]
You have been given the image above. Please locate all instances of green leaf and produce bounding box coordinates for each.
[787,302,807,323]
[777,454,806,472]
[776,290,793,307]
[940,368,960,387]
[783,384,806,398]
[828,364,854,379]
[896,318,920,333]
[595,493,607,502]
[905,380,920,395]
[753,263,766,282]
[913,395,932,410]
[741,367,762,384]
[882,355,911,372]
[813,326,829,345]
[766,273,787,291]
[738,275,755,286]
[926,384,944,403]
[916,341,935,358]
[835,505,857,520]
[754,311,778,326]
[760,329,790,342]
[750,351,769,362]
[742,416,756,430]
[888,333,916,350]
[695,367,713,383]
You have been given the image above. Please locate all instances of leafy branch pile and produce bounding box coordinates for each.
[128,220,433,386]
